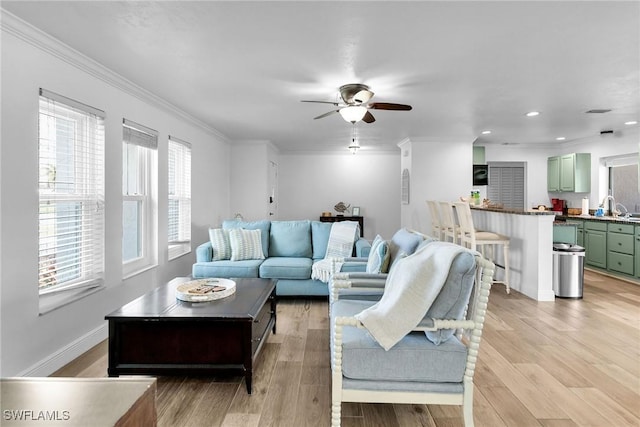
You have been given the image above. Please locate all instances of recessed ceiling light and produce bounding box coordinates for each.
[625,120,638,125]
[481,130,491,135]
[525,111,540,117]
[556,137,566,141]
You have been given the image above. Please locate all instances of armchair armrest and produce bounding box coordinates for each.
[330,277,387,303]
[355,238,372,258]
[195,241,213,262]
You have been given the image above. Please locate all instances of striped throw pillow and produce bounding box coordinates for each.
[229,228,266,261]
[209,228,231,260]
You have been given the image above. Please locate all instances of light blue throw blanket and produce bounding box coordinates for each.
[355,242,468,350]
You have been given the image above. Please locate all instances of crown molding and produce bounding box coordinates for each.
[1,9,230,143]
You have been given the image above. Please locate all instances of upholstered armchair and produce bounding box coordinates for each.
[329,228,436,303]
[329,245,495,427]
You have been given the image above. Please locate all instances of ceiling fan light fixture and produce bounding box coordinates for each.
[339,106,368,123]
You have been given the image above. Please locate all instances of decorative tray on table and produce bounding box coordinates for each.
[175,278,236,302]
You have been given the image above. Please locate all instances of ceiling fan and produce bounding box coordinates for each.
[301,83,412,124]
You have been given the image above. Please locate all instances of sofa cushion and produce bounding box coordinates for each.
[229,228,266,261]
[366,235,390,274]
[208,228,231,260]
[269,220,312,258]
[223,220,270,256]
[260,257,312,279]
[192,259,262,278]
[311,221,332,259]
[332,299,467,383]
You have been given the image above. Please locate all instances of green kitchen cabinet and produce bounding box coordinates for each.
[636,227,640,279]
[607,223,634,276]
[473,146,485,164]
[584,221,607,269]
[574,221,584,247]
[553,224,577,244]
[547,156,560,191]
[547,153,591,192]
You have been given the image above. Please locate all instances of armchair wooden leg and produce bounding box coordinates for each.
[463,384,475,427]
[331,401,341,427]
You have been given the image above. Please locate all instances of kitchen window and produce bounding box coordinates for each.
[122,119,158,277]
[606,154,640,214]
[38,89,105,310]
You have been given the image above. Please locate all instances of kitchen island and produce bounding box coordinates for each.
[470,206,557,301]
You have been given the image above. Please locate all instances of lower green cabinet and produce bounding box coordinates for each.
[607,223,634,276]
[584,222,607,269]
[636,227,640,279]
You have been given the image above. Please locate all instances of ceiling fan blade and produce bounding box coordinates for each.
[313,110,339,120]
[301,100,340,106]
[369,102,412,111]
[362,111,376,123]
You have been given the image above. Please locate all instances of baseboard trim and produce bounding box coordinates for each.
[20,323,108,377]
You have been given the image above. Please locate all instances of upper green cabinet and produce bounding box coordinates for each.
[547,153,591,192]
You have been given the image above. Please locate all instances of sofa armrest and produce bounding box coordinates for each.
[355,238,371,258]
[195,241,213,262]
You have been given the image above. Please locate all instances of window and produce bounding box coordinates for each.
[168,136,192,259]
[122,119,157,276]
[38,89,105,299]
[487,162,526,209]
[607,154,640,214]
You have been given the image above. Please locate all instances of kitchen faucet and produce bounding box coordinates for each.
[615,203,630,218]
[600,194,618,217]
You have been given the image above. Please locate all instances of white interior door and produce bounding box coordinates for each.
[268,160,278,219]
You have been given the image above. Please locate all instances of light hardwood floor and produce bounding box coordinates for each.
[53,270,640,426]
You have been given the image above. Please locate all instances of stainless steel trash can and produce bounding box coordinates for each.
[552,243,585,299]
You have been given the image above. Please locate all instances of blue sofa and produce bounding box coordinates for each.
[192,219,371,297]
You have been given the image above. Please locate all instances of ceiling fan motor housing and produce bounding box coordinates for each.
[340,83,374,104]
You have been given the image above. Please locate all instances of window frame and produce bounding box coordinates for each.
[122,119,158,278]
[167,136,192,260]
[37,89,105,311]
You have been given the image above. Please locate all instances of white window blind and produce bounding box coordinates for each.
[168,136,191,259]
[487,164,525,209]
[122,119,157,275]
[38,89,105,295]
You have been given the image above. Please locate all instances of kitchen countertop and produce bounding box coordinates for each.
[557,214,640,224]
[470,205,557,216]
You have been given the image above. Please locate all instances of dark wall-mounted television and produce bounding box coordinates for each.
[473,164,489,186]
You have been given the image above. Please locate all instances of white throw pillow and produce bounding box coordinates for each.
[229,228,266,261]
[209,228,231,260]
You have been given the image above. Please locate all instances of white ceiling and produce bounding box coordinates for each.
[3,1,639,153]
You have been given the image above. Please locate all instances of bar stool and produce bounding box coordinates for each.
[426,200,444,240]
[454,202,510,294]
[438,201,459,244]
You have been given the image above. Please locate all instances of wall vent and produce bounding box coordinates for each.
[585,109,612,114]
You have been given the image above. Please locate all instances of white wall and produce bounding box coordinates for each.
[0,15,230,376]
[403,137,476,235]
[277,152,400,240]
[483,127,640,211]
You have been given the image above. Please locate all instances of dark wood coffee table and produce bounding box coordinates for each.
[105,277,276,394]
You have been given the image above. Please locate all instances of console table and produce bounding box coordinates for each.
[319,215,364,237]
